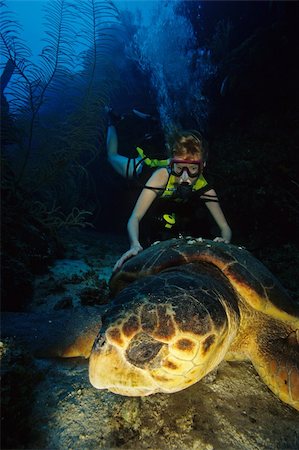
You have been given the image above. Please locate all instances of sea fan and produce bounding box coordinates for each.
[29,0,122,207]
[74,0,121,103]
[1,0,120,199]
[39,0,76,94]
[0,1,40,114]
[0,0,78,186]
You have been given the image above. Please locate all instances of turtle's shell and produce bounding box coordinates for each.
[110,238,299,326]
[89,238,299,409]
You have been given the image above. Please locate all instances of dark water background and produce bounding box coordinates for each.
[1,2,299,449]
[1,0,299,305]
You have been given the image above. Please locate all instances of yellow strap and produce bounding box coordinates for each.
[136,147,169,168]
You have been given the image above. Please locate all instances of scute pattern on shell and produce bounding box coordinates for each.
[89,238,299,410]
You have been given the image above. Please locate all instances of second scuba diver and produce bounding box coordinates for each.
[106,107,169,181]
[113,130,232,271]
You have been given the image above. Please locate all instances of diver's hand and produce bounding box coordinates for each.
[113,244,143,272]
[213,237,230,244]
[214,225,232,244]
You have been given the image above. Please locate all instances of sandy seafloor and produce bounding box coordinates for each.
[1,229,299,450]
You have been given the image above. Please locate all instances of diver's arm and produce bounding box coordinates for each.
[202,189,232,243]
[126,193,155,253]
[128,169,168,244]
[113,168,169,271]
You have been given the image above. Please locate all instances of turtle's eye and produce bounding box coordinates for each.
[93,332,106,351]
[126,333,163,368]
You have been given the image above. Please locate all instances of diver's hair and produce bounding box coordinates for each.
[169,130,208,161]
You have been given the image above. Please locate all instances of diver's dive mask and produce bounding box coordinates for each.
[170,159,202,178]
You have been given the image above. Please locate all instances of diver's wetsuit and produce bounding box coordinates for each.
[140,171,214,248]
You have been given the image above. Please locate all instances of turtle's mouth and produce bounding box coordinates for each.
[89,341,160,395]
[108,385,158,396]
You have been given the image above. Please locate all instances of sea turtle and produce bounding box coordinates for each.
[1,238,298,410]
[88,238,299,410]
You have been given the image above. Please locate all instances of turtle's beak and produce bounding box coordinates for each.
[89,343,159,396]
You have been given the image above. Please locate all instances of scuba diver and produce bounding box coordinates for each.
[106,106,169,182]
[113,130,232,271]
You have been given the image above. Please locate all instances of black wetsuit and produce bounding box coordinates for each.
[140,180,214,248]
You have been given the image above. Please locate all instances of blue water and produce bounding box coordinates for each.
[1,0,214,131]
[117,0,214,132]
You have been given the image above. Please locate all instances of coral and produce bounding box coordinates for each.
[30,202,94,232]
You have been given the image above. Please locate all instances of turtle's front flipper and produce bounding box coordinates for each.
[1,307,103,359]
[249,319,299,411]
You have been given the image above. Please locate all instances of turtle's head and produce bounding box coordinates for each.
[89,292,239,396]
